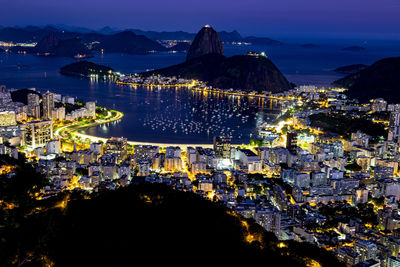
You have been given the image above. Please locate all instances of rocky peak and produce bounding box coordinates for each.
[186,25,224,61]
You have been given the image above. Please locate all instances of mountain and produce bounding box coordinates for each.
[342,46,366,51]
[333,64,368,74]
[92,31,167,54]
[186,25,224,61]
[98,26,121,35]
[0,26,79,43]
[0,177,343,266]
[130,29,195,41]
[144,26,290,93]
[32,33,91,57]
[243,36,283,46]
[130,28,242,42]
[169,42,191,52]
[144,53,291,93]
[60,60,114,77]
[333,57,400,103]
[218,30,242,42]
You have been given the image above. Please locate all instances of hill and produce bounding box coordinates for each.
[10,89,41,104]
[33,33,91,57]
[144,53,291,93]
[333,64,368,74]
[243,36,283,46]
[0,171,343,266]
[169,42,190,52]
[333,57,400,103]
[186,25,224,61]
[92,31,168,54]
[144,26,290,93]
[60,60,114,77]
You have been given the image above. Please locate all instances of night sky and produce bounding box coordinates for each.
[1,0,399,38]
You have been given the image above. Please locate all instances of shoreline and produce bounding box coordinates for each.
[74,132,215,149]
[55,108,221,148]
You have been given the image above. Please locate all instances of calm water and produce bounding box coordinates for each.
[1,39,400,143]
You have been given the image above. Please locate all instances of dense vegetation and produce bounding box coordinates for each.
[10,89,41,105]
[309,113,387,138]
[0,156,343,266]
[144,53,291,93]
[60,60,114,77]
[333,57,400,103]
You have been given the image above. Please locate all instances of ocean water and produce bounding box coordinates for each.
[1,39,399,144]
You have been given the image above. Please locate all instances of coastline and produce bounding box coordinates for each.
[55,108,217,148]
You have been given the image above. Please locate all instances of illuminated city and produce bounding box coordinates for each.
[1,0,400,266]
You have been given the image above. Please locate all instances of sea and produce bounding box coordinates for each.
[1,38,400,144]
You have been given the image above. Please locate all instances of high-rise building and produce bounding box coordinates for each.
[0,110,16,126]
[213,136,231,158]
[0,85,12,105]
[85,102,96,119]
[388,256,400,267]
[27,93,40,119]
[286,132,298,154]
[42,91,54,120]
[24,120,53,148]
[354,240,377,262]
[105,137,128,162]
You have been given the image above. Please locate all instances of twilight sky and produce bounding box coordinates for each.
[1,0,399,39]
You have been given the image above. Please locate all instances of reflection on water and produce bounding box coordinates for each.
[2,40,400,143]
[80,85,281,144]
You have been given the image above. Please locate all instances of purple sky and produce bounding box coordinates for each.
[1,0,400,38]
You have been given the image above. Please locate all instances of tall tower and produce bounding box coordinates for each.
[213,136,231,159]
[27,93,40,119]
[286,132,298,154]
[42,91,54,120]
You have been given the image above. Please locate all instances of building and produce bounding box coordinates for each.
[24,120,53,148]
[0,85,12,105]
[0,110,16,126]
[213,136,231,158]
[46,139,60,154]
[166,146,181,158]
[105,137,127,162]
[52,107,66,121]
[85,101,96,119]
[27,93,40,118]
[337,247,360,267]
[90,142,103,155]
[164,157,182,172]
[286,132,298,154]
[388,256,400,267]
[354,240,377,262]
[134,145,159,160]
[42,91,54,120]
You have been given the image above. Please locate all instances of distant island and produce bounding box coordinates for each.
[60,60,115,77]
[300,43,320,48]
[333,64,368,74]
[333,57,400,103]
[342,46,366,52]
[143,26,291,93]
